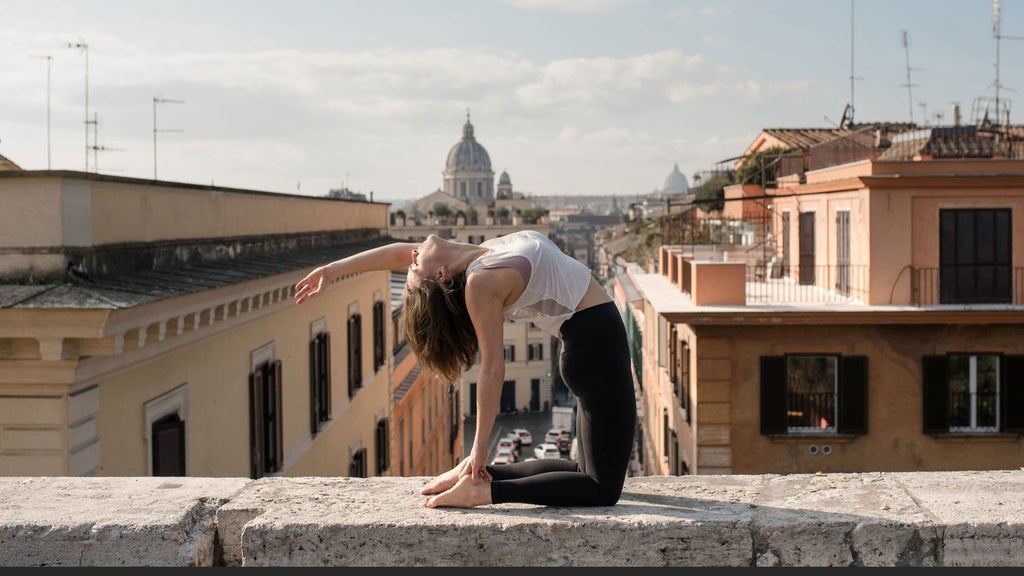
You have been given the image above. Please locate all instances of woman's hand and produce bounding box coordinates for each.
[462,444,492,485]
[294,264,332,304]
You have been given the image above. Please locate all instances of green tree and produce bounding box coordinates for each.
[736,146,791,187]
[433,203,453,222]
[694,175,729,214]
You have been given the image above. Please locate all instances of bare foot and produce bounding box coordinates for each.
[423,475,492,509]
[420,469,459,496]
[420,457,469,495]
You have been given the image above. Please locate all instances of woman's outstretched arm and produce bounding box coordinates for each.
[294,242,419,304]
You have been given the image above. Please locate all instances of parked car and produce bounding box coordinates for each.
[497,437,519,459]
[510,428,533,446]
[545,428,570,444]
[533,442,561,460]
[556,432,571,453]
[491,447,515,466]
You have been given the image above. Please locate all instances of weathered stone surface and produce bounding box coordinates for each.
[1,471,1022,567]
[0,476,250,566]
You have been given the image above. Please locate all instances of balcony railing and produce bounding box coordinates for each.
[911,266,1024,306]
[786,391,836,431]
[746,264,868,305]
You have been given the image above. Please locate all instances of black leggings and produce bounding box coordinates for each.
[487,301,636,506]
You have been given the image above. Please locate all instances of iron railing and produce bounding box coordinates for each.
[746,263,869,305]
[911,266,1024,306]
[786,391,835,431]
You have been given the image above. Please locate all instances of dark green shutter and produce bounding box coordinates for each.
[838,356,868,435]
[922,356,949,434]
[1003,355,1024,433]
[760,356,787,435]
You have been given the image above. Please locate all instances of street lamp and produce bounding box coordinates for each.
[153,97,184,180]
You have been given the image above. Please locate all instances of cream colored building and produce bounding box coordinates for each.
[0,169,398,479]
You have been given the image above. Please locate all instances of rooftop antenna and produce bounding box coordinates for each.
[993,0,1023,126]
[900,30,919,125]
[65,39,92,172]
[88,112,124,173]
[153,97,185,180]
[848,0,865,126]
[30,54,53,169]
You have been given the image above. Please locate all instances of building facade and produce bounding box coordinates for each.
[620,156,1024,476]
[0,170,398,479]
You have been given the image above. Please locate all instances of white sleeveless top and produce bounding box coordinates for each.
[466,230,593,337]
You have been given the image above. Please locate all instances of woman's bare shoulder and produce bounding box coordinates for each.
[466,267,522,306]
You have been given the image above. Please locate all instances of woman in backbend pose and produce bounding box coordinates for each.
[294,230,636,508]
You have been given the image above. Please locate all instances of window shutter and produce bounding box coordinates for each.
[837,355,868,435]
[152,415,186,476]
[249,368,264,479]
[348,316,357,398]
[309,337,320,435]
[760,356,787,435]
[321,332,332,419]
[1003,355,1024,433]
[922,355,949,434]
[272,360,284,472]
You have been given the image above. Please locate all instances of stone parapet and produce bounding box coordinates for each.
[1,471,1022,567]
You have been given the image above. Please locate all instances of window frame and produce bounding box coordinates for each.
[760,353,868,437]
[923,353,1024,435]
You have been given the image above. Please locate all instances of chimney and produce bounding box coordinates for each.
[952,103,961,127]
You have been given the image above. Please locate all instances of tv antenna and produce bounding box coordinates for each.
[900,30,920,125]
[993,0,1023,126]
[153,97,185,180]
[847,0,865,127]
[87,112,124,173]
[30,54,54,169]
[65,39,93,171]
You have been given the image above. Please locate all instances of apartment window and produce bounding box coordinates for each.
[145,384,188,477]
[674,337,690,422]
[350,447,368,478]
[760,354,868,436]
[924,354,1024,434]
[503,344,516,362]
[798,211,816,285]
[152,414,185,476]
[375,418,390,475]
[373,300,386,372]
[348,312,363,398]
[309,331,331,435]
[528,342,543,361]
[468,234,484,244]
[939,208,1012,304]
[249,359,283,478]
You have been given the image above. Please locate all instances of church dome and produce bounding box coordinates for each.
[663,163,689,194]
[446,116,491,171]
[498,170,511,185]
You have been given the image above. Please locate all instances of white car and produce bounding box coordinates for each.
[544,428,570,444]
[510,428,533,446]
[533,442,561,460]
[491,447,514,466]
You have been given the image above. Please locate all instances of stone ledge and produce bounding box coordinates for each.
[1,471,1022,567]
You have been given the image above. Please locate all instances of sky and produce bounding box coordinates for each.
[1,0,1022,204]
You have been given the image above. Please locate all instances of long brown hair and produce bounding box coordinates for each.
[403,271,478,383]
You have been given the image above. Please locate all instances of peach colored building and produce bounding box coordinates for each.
[0,169,404,479]
[624,156,1024,476]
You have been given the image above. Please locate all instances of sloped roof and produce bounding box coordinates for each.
[1,237,394,309]
[877,127,1005,161]
[761,128,846,150]
[0,153,23,171]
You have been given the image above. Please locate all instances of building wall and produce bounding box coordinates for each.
[0,172,394,478]
[700,323,1024,475]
